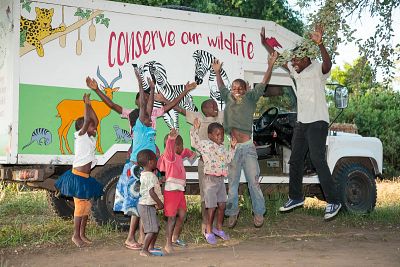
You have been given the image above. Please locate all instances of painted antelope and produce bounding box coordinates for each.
[56,67,122,154]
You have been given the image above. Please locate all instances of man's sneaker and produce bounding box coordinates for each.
[324,203,342,220]
[279,198,305,212]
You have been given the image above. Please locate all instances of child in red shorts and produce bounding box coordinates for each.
[157,128,196,254]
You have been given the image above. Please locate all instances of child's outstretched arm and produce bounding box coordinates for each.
[211,59,226,91]
[88,98,99,129]
[86,77,123,114]
[146,77,155,116]
[164,128,178,162]
[134,68,148,122]
[79,93,91,136]
[261,51,279,85]
[310,25,332,74]
[189,118,205,154]
[154,82,197,114]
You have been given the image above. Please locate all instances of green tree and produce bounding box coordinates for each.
[330,57,379,95]
[296,0,400,79]
[109,0,304,36]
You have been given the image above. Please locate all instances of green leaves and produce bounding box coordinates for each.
[21,0,32,13]
[74,8,92,19]
[20,29,27,47]
[75,8,111,28]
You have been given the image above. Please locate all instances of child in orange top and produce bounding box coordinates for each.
[157,128,196,254]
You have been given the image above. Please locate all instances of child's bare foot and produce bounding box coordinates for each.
[71,236,85,248]
[81,235,93,244]
[164,245,174,254]
[140,250,152,257]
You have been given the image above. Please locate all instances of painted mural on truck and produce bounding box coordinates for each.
[18,1,288,156]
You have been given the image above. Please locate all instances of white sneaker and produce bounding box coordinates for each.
[324,203,342,220]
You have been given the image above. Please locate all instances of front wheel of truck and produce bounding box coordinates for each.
[91,165,130,229]
[335,162,377,214]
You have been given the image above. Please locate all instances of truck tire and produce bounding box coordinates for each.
[91,165,130,229]
[335,162,377,214]
[46,191,74,219]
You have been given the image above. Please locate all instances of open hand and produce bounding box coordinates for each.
[86,77,99,91]
[310,24,324,44]
[184,81,197,91]
[211,59,223,73]
[193,118,201,129]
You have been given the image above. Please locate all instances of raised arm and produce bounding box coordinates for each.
[155,92,188,116]
[86,77,123,114]
[310,25,332,74]
[146,77,155,116]
[163,82,197,112]
[79,93,91,135]
[164,128,178,161]
[134,68,148,122]
[260,27,289,71]
[211,59,226,91]
[261,51,278,85]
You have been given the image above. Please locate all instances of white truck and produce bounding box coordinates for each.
[0,0,383,227]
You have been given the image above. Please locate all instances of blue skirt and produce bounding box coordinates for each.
[113,161,142,216]
[55,170,103,199]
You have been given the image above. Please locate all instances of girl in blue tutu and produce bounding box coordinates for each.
[55,91,103,247]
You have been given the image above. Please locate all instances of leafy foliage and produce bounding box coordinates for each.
[74,8,110,28]
[296,0,400,80]
[109,0,305,36]
[20,29,27,47]
[21,0,32,13]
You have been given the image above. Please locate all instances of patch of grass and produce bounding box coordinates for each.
[1,179,399,249]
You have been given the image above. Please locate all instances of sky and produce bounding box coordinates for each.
[287,0,400,90]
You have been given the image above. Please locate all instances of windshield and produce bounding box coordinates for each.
[255,85,297,117]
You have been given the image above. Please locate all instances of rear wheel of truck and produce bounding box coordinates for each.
[335,162,377,214]
[46,191,74,219]
[91,165,130,229]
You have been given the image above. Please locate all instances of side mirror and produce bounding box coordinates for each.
[334,86,348,109]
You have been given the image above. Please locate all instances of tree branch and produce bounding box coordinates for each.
[20,10,103,57]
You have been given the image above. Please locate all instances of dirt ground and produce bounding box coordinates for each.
[2,214,400,267]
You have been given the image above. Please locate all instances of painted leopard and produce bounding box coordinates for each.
[20,7,65,57]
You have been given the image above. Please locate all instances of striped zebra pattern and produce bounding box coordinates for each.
[138,61,198,129]
[192,50,231,110]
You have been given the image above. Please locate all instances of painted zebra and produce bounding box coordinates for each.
[192,50,231,111]
[138,61,198,129]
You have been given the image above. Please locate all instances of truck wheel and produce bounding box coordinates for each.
[335,162,377,214]
[46,191,74,219]
[91,165,130,229]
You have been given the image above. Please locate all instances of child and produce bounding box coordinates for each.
[157,95,223,235]
[190,119,236,244]
[137,149,164,257]
[157,128,196,254]
[55,92,103,248]
[87,70,195,250]
[212,52,278,228]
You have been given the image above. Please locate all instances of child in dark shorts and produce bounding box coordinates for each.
[190,119,237,244]
[137,149,164,257]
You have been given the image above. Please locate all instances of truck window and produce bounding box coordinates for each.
[255,85,297,117]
